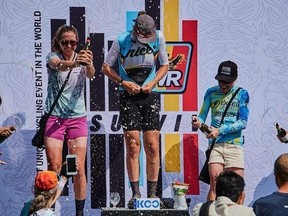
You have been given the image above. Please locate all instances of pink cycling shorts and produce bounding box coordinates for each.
[44,115,88,141]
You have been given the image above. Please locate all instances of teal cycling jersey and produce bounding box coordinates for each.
[44,52,87,118]
[198,85,249,146]
[104,30,169,91]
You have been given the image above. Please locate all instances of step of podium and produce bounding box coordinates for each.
[101,208,190,216]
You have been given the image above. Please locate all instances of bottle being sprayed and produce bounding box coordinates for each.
[192,116,212,135]
[79,37,91,66]
[199,123,212,136]
[275,122,288,143]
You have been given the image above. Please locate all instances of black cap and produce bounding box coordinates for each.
[215,60,238,82]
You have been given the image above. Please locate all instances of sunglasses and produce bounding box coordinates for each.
[60,40,78,46]
[218,80,232,85]
[135,28,156,39]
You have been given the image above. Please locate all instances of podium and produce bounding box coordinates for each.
[101,208,190,216]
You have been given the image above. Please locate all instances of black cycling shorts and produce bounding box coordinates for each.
[120,91,160,132]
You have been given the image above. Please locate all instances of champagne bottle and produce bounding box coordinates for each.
[83,37,90,50]
[79,37,91,66]
[192,115,198,131]
[275,122,288,143]
[192,116,212,135]
[199,123,212,136]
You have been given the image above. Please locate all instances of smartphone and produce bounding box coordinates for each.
[66,154,77,175]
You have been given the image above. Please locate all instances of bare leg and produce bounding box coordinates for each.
[143,130,160,181]
[226,167,244,177]
[45,137,64,211]
[207,163,224,201]
[45,137,64,173]
[124,130,141,182]
[144,130,160,198]
[67,137,87,200]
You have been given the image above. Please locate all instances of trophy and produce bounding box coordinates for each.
[172,182,189,210]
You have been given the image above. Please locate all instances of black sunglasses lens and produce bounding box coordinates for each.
[69,41,77,46]
[61,40,77,46]
[61,41,68,46]
[219,80,231,84]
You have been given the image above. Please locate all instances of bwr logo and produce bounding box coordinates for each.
[158,69,182,87]
[156,42,193,94]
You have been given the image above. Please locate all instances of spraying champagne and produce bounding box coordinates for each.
[192,116,212,135]
[79,37,91,66]
[199,123,212,136]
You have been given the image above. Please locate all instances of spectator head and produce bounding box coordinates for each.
[216,171,245,203]
[274,153,288,186]
[29,171,59,214]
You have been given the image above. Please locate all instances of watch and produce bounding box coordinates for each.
[118,79,124,86]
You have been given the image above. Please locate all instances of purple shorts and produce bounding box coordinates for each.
[44,115,88,141]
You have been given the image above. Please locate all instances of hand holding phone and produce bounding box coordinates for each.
[66,154,77,176]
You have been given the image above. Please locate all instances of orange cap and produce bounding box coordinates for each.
[35,171,58,191]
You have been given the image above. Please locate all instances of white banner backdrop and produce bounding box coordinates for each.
[0,0,288,215]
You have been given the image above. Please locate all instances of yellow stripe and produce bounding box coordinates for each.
[166,45,174,59]
[164,0,180,172]
[164,0,179,111]
[165,134,180,172]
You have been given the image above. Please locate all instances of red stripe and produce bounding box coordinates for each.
[182,20,198,111]
[183,134,199,195]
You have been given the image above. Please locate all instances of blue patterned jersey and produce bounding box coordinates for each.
[198,85,249,146]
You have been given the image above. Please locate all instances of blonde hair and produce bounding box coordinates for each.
[29,187,57,214]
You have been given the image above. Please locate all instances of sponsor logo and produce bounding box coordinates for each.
[134,198,160,210]
[157,42,193,94]
[220,66,231,75]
